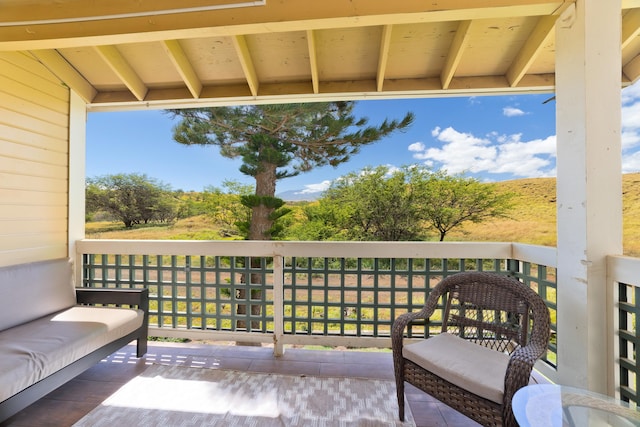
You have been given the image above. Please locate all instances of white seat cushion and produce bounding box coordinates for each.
[0,306,143,402]
[402,332,510,404]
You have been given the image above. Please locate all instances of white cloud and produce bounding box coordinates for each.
[621,81,640,164]
[411,127,556,178]
[622,130,640,149]
[408,141,425,152]
[622,101,640,150]
[491,135,556,177]
[416,127,497,174]
[623,81,640,105]
[384,164,401,175]
[298,180,331,194]
[623,150,640,173]
[503,107,526,117]
[407,80,640,179]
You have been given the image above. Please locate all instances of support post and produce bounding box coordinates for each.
[273,255,285,356]
[555,0,622,394]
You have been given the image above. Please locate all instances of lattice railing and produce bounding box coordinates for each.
[77,240,557,367]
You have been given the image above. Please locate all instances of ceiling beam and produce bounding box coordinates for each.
[1,0,265,26]
[0,0,574,50]
[376,25,393,92]
[441,20,472,90]
[623,54,640,82]
[94,45,148,101]
[232,35,259,97]
[506,15,557,87]
[623,9,640,51]
[161,40,202,99]
[306,30,320,94]
[87,74,556,112]
[29,49,97,103]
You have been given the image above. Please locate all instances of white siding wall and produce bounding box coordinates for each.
[0,51,70,266]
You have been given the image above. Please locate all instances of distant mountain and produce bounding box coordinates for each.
[277,189,322,201]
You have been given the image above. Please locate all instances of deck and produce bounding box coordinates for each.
[0,341,480,427]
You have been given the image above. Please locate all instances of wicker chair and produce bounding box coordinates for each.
[391,271,551,427]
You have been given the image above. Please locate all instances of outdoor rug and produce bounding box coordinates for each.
[73,364,416,427]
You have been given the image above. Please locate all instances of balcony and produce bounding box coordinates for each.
[2,239,640,425]
[0,1,635,426]
[2,342,485,426]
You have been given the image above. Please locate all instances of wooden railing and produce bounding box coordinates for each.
[75,239,640,406]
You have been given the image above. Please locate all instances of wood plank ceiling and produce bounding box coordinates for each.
[0,0,639,111]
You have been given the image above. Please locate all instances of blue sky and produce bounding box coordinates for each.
[86,83,640,196]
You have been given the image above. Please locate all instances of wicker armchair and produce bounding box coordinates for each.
[392,271,551,427]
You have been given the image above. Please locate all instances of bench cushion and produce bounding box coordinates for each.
[0,306,144,402]
[0,259,76,332]
[403,332,510,404]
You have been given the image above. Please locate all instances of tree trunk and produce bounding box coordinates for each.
[249,165,277,240]
[236,163,277,343]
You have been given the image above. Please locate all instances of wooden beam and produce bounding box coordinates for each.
[622,9,640,51]
[441,20,472,90]
[376,25,393,92]
[0,0,573,50]
[306,30,319,94]
[623,54,640,82]
[94,45,147,101]
[87,74,556,112]
[29,49,97,103]
[232,35,259,97]
[506,15,557,87]
[1,0,264,25]
[161,40,202,98]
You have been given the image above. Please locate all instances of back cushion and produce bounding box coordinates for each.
[0,258,76,332]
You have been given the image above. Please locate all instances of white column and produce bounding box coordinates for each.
[68,90,87,285]
[555,0,622,393]
[272,255,285,356]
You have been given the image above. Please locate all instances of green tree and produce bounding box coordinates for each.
[284,201,348,241]
[86,173,176,228]
[167,103,413,333]
[202,180,254,237]
[301,165,514,242]
[422,170,514,241]
[167,103,414,241]
[317,165,429,241]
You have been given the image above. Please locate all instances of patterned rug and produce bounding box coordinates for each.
[73,364,415,427]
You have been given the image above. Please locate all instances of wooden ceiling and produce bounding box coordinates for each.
[1,0,639,111]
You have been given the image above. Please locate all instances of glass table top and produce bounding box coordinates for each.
[513,384,640,427]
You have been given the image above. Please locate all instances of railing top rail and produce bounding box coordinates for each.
[77,239,515,259]
[608,255,640,285]
[512,243,558,269]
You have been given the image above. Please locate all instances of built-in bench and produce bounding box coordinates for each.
[0,258,148,422]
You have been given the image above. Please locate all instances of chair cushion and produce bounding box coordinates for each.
[402,332,510,404]
[0,306,144,402]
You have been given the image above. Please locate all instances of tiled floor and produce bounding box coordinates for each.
[1,341,480,427]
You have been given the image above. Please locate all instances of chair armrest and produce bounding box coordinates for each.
[76,288,150,358]
[76,287,148,310]
[391,307,436,364]
[502,341,549,424]
[392,311,426,341]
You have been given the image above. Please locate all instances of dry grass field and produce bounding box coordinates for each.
[451,173,640,257]
[86,173,640,257]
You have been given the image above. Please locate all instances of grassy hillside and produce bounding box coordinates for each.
[85,215,230,240]
[450,173,640,256]
[447,177,558,246]
[86,173,640,257]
